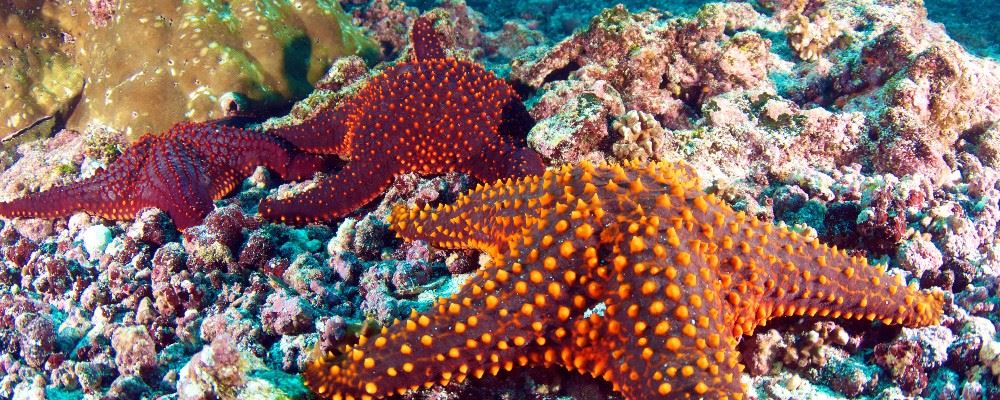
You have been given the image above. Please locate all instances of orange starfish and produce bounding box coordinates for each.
[304,160,944,400]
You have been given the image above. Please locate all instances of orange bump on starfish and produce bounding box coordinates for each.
[304,160,944,400]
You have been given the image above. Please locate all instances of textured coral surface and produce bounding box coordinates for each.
[1,0,377,140]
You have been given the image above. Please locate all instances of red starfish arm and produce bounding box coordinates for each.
[411,16,446,61]
[258,160,394,225]
[463,142,546,184]
[0,138,154,222]
[281,152,329,182]
[171,123,327,184]
[0,175,146,222]
[266,108,351,155]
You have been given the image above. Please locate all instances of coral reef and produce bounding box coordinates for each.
[611,109,670,162]
[0,0,999,398]
[511,3,771,133]
[0,6,82,141]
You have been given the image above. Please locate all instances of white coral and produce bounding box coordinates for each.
[611,110,667,161]
[980,340,1000,382]
[785,9,842,61]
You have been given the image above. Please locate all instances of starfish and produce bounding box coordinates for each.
[0,122,324,230]
[259,16,544,224]
[304,160,944,400]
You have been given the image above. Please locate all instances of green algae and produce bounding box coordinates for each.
[2,0,378,141]
[54,163,78,176]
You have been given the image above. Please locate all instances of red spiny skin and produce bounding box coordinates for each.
[258,15,544,224]
[411,16,446,61]
[268,107,352,155]
[0,123,324,230]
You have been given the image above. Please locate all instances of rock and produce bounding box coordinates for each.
[111,325,158,376]
[80,224,113,260]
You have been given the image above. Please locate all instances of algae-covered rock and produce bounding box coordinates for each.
[0,5,83,139]
[2,0,378,140]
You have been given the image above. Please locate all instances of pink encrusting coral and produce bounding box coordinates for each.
[0,0,999,399]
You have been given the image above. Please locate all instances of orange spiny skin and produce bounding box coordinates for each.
[305,160,944,400]
[259,16,544,224]
[0,123,324,230]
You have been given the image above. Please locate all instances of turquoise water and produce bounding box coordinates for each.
[408,0,998,60]
[926,0,999,59]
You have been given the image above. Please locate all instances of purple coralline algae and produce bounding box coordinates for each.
[0,0,999,399]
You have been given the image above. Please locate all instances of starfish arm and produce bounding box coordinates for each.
[282,152,330,182]
[0,137,155,221]
[411,16,446,61]
[729,212,943,332]
[597,236,747,400]
[304,258,571,399]
[173,128,242,201]
[669,192,945,336]
[259,160,395,224]
[228,132,329,182]
[465,142,546,184]
[388,172,556,259]
[266,108,352,155]
[171,123,327,184]
[0,175,143,221]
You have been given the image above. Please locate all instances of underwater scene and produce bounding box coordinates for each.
[0,0,998,399]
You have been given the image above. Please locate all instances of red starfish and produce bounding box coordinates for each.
[0,122,324,230]
[259,16,545,224]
